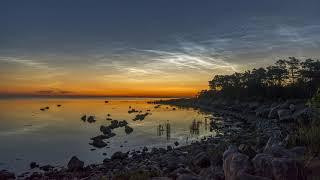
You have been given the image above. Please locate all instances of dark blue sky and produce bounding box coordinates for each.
[1,1,320,96]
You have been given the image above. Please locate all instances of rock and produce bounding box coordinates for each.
[277,109,292,121]
[100,125,112,134]
[239,144,257,159]
[172,108,176,110]
[0,170,15,180]
[106,118,112,120]
[255,106,270,118]
[289,104,296,111]
[57,104,61,107]
[252,153,306,180]
[174,141,179,146]
[30,162,39,169]
[87,116,96,123]
[223,150,251,180]
[128,109,139,113]
[81,115,86,121]
[193,152,211,168]
[105,101,109,103]
[199,166,224,180]
[67,156,84,171]
[118,120,128,127]
[167,145,173,151]
[125,125,133,134]
[143,146,148,152]
[292,107,313,124]
[40,165,54,171]
[268,106,280,119]
[111,151,128,160]
[109,120,119,129]
[133,113,149,121]
[263,136,282,153]
[91,139,108,148]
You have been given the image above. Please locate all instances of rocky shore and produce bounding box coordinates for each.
[1,98,318,180]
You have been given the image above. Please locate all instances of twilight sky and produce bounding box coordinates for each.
[1,0,320,97]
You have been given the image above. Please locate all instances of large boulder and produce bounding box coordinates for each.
[67,156,84,171]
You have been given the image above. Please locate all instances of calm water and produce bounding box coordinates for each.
[0,97,215,173]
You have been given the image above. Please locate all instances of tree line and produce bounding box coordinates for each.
[198,57,320,100]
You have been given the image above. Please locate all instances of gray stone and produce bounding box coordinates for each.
[67,156,84,171]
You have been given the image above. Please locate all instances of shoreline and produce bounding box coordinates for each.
[1,98,316,179]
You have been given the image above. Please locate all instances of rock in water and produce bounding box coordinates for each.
[81,115,86,121]
[67,156,84,171]
[125,125,133,134]
[87,116,96,123]
[174,141,179,146]
[91,139,108,148]
[111,151,128,160]
[30,162,39,169]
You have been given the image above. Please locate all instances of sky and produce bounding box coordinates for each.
[1,0,320,97]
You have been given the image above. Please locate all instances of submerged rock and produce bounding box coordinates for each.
[67,156,84,171]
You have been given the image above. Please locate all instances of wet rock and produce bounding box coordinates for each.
[30,162,39,169]
[172,108,176,110]
[67,156,84,171]
[174,141,179,146]
[87,116,96,123]
[40,108,45,111]
[57,104,62,107]
[111,151,128,160]
[0,170,15,180]
[292,107,313,124]
[167,145,173,151]
[90,139,108,148]
[105,101,109,103]
[125,125,133,134]
[106,118,112,120]
[81,115,86,121]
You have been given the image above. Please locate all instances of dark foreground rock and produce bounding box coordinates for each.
[67,156,84,171]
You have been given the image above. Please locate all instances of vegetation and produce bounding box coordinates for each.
[198,57,320,100]
[289,89,320,155]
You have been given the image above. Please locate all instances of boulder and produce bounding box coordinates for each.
[109,120,119,129]
[111,151,128,160]
[100,126,112,135]
[0,170,15,180]
[30,162,39,169]
[67,156,84,171]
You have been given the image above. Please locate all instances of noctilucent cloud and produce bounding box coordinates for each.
[1,1,320,97]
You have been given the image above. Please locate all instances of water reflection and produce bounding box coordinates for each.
[157,120,171,140]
